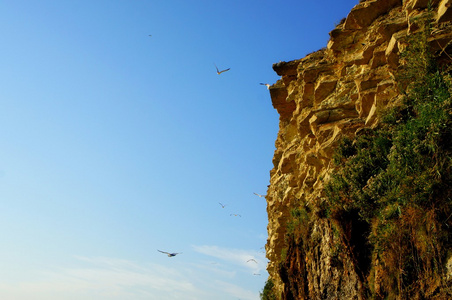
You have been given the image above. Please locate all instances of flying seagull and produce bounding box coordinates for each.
[214,63,230,75]
[219,202,227,208]
[253,192,266,198]
[230,213,241,217]
[247,259,258,264]
[260,83,271,89]
[158,250,182,257]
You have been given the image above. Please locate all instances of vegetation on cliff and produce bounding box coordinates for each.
[324,18,452,298]
[260,279,278,300]
[268,14,452,300]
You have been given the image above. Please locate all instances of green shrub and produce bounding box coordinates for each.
[260,279,278,300]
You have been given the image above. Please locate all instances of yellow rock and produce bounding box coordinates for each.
[264,0,452,297]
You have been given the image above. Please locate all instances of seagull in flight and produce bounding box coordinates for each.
[260,83,271,89]
[158,250,182,257]
[219,202,227,208]
[253,192,266,198]
[247,259,258,264]
[214,63,230,75]
[230,213,241,217]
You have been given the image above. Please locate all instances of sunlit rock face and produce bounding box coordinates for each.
[265,0,452,298]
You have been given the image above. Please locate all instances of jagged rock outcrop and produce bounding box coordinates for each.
[265,0,452,298]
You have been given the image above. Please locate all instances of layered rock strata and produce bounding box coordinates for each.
[265,0,452,298]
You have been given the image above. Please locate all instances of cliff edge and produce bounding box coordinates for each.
[265,0,452,299]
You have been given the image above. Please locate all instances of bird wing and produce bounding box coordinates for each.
[158,250,170,254]
[219,68,230,74]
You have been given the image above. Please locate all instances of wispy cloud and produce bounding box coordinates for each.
[214,280,261,300]
[66,256,197,295]
[192,244,267,274]
[0,256,201,300]
[0,254,263,300]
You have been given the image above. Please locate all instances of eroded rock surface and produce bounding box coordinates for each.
[265,0,452,298]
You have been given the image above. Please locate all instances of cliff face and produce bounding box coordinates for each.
[265,0,452,298]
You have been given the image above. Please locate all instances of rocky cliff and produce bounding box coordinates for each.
[265,0,452,299]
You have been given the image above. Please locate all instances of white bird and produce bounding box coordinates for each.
[253,192,266,198]
[214,63,230,75]
[219,202,227,208]
[158,250,182,257]
[260,83,271,89]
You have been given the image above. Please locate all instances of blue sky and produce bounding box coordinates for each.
[0,1,358,299]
